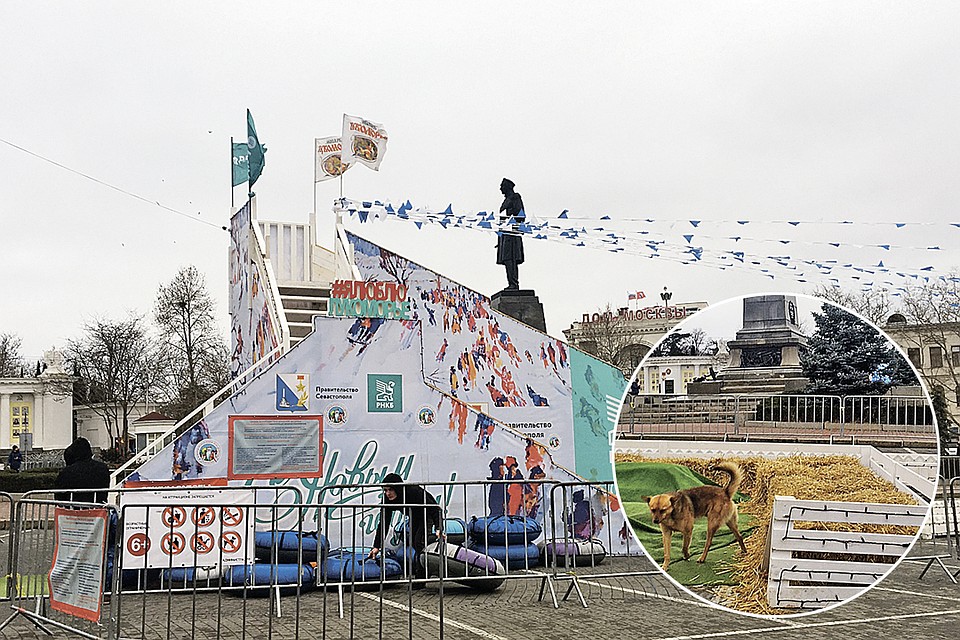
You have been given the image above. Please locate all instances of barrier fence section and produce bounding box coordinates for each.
[619,394,937,444]
[0,491,14,603]
[543,481,660,606]
[0,478,667,640]
[0,494,122,639]
[766,497,928,610]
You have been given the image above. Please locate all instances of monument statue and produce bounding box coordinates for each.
[496,178,525,290]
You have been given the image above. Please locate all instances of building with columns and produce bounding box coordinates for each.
[563,300,709,374]
[0,349,75,451]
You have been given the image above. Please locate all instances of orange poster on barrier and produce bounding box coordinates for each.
[48,507,109,623]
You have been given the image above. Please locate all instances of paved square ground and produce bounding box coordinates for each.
[1,540,957,640]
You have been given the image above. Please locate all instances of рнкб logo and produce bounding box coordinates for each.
[367,374,402,413]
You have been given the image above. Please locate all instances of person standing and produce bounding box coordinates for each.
[54,437,111,503]
[368,473,442,584]
[496,178,525,290]
[7,445,23,472]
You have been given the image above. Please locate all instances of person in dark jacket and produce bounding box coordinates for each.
[368,473,442,581]
[55,437,111,503]
[7,445,23,472]
[496,178,525,290]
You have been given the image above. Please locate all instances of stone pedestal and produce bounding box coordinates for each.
[490,289,547,333]
[714,295,809,394]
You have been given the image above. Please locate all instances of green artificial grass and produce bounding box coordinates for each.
[616,461,756,586]
[0,574,48,597]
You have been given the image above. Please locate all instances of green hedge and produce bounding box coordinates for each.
[0,470,59,494]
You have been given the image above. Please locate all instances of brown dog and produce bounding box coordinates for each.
[643,461,748,571]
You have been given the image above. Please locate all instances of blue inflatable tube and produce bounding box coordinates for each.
[223,563,315,589]
[467,515,542,546]
[468,542,541,570]
[443,518,467,545]
[323,549,403,583]
[539,538,606,567]
[161,566,222,587]
[254,530,329,563]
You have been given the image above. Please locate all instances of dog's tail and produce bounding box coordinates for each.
[714,461,743,498]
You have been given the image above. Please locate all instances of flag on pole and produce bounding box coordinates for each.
[636,290,646,299]
[247,109,266,187]
[341,114,388,171]
[315,136,352,182]
[628,292,636,301]
[231,142,249,187]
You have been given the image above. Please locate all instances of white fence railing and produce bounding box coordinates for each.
[766,497,927,609]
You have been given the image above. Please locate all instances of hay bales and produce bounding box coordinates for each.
[614,453,918,615]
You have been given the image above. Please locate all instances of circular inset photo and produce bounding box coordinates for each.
[612,293,939,616]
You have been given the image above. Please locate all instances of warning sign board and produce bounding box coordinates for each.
[120,486,254,569]
[49,508,108,623]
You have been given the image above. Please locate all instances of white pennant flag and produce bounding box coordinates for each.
[314,136,352,183]
[341,114,388,171]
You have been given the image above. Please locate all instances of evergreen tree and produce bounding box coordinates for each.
[802,304,917,395]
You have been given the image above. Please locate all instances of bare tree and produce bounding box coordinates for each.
[810,284,894,326]
[567,303,642,374]
[67,315,162,457]
[154,266,229,419]
[0,333,25,377]
[378,248,413,287]
[896,274,960,407]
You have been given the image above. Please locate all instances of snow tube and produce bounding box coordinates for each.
[539,538,606,567]
[323,549,403,583]
[468,542,540,570]
[467,515,542,546]
[223,564,315,590]
[391,546,419,575]
[421,541,505,591]
[392,518,466,546]
[161,566,222,588]
[254,530,329,563]
[443,518,467,545]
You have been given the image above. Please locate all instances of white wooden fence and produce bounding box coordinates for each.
[766,497,928,609]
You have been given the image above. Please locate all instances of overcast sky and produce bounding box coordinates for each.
[3,2,959,360]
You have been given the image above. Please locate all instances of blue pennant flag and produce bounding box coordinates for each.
[689,220,700,227]
[358,211,369,223]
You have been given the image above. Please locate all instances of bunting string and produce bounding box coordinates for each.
[334,198,955,295]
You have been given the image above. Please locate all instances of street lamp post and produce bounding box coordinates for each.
[660,287,672,310]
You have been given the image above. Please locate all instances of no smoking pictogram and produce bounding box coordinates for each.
[219,530,242,553]
[161,506,186,528]
[126,533,150,557]
[220,506,244,527]
[191,531,215,554]
[161,532,186,556]
[191,506,217,527]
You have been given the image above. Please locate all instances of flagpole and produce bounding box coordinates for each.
[230,136,235,209]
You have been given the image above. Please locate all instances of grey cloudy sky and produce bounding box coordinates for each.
[3,2,959,359]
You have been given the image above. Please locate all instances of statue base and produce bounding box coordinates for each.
[490,289,547,334]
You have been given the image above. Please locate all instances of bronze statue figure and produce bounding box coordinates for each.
[497,178,525,290]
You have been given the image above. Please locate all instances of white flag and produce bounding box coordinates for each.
[315,136,352,183]
[341,114,388,171]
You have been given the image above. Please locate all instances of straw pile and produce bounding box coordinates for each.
[614,453,919,615]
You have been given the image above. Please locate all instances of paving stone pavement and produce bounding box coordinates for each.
[1,540,958,640]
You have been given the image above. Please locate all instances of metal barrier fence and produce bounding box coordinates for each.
[0,478,671,640]
[941,456,960,482]
[619,393,936,444]
[0,491,13,603]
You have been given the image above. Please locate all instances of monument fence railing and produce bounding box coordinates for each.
[619,393,937,445]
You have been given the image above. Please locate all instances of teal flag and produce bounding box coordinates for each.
[246,109,266,187]
[231,142,249,187]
